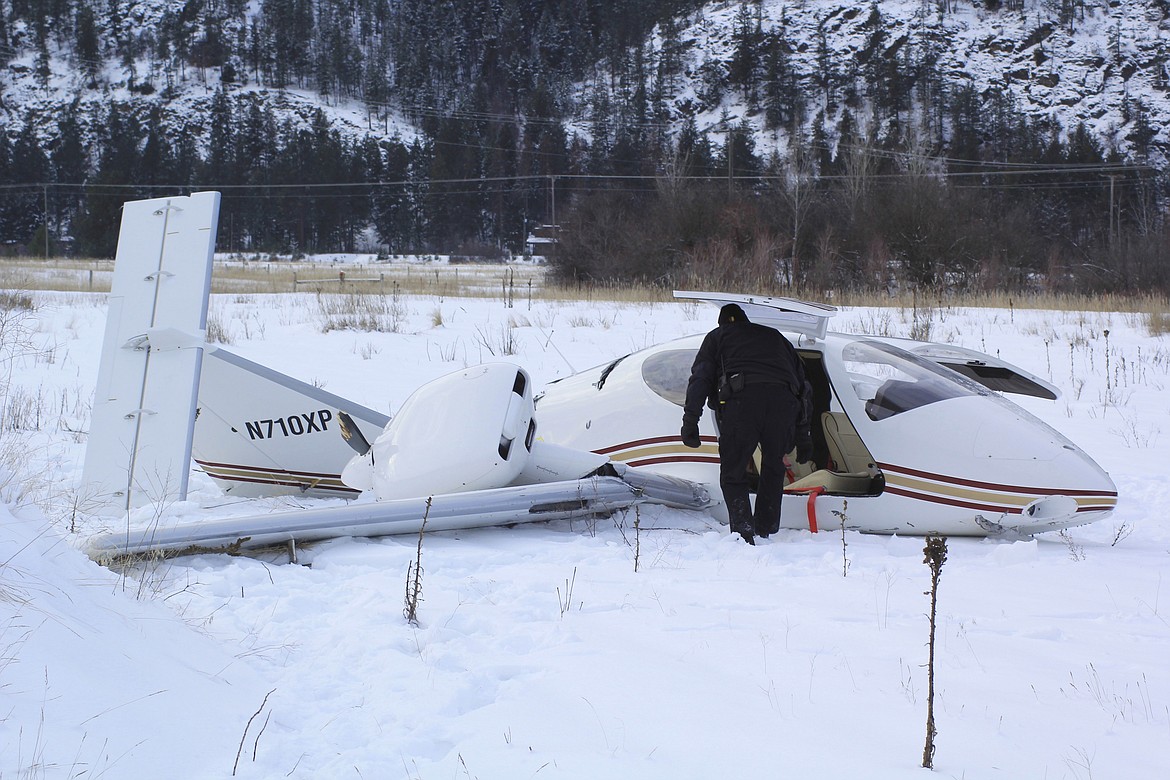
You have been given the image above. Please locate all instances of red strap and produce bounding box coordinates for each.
[784,485,826,533]
[804,487,825,533]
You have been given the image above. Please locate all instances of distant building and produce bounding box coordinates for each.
[525,224,560,261]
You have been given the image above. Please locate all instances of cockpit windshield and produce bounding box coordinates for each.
[641,349,697,406]
[842,341,984,421]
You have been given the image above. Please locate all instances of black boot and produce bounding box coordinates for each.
[754,492,781,539]
[727,496,755,545]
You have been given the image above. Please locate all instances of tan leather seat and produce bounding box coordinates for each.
[786,468,876,494]
[822,411,872,473]
[785,412,881,496]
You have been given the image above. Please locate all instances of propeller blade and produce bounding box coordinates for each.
[337,410,373,456]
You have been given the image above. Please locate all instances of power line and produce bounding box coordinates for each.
[10,169,1146,195]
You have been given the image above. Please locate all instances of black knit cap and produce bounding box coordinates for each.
[718,303,748,325]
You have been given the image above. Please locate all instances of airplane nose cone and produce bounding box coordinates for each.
[1007,447,1117,533]
[1023,494,1080,521]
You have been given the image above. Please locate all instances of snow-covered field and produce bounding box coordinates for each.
[2,287,1167,779]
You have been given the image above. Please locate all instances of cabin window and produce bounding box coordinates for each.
[642,349,696,406]
[842,341,977,421]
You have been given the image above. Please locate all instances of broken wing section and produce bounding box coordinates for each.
[192,348,389,498]
[88,466,712,558]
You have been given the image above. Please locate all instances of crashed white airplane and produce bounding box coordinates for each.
[83,194,1117,558]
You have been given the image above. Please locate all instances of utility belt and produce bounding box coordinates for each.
[718,373,799,404]
[717,372,746,403]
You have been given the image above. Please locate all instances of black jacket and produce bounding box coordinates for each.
[683,321,810,425]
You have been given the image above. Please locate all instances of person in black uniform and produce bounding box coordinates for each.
[680,303,811,545]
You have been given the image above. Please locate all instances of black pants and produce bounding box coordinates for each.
[717,383,799,536]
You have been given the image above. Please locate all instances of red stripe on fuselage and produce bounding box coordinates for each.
[878,462,1117,499]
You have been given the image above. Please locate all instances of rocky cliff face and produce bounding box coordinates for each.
[651,1,1169,166]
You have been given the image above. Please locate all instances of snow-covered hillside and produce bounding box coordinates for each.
[659,0,1170,162]
[3,1,1168,162]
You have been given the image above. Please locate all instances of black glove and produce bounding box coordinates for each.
[795,432,813,463]
[681,417,701,449]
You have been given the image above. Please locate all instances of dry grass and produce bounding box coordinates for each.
[316,289,409,333]
[782,287,1170,315]
[2,257,1168,316]
[539,281,1170,315]
[0,260,114,293]
[0,257,545,299]
[1148,309,1170,337]
[0,290,36,311]
[217,258,547,299]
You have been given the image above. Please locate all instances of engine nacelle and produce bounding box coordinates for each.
[343,363,537,500]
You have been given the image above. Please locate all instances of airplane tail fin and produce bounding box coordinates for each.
[192,348,388,499]
[81,192,220,512]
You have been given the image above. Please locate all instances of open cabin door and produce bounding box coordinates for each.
[673,291,838,340]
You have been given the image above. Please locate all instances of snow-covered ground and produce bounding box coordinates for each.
[1,287,1167,779]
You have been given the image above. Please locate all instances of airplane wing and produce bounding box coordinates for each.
[870,338,1060,400]
[87,465,712,558]
[192,348,390,498]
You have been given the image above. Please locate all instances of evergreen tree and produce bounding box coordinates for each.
[4,118,50,246]
[0,10,9,67]
[50,106,90,245]
[34,18,51,87]
[585,82,614,174]
[12,118,47,187]
[246,18,268,84]
[74,105,144,257]
[0,132,27,245]
[363,41,392,122]
[304,109,350,251]
[762,28,800,131]
[609,46,653,177]
[675,115,713,178]
[1127,99,1156,162]
[914,28,947,145]
[203,88,236,184]
[260,0,314,88]
[191,10,227,70]
[520,80,569,231]
[425,114,481,249]
[809,109,833,175]
[169,132,199,189]
[372,137,413,252]
[75,5,102,86]
[139,108,174,190]
[813,17,838,112]
[695,54,725,109]
[652,17,685,121]
[728,1,761,102]
[232,98,279,250]
[713,118,761,187]
[406,137,433,248]
[484,119,523,250]
[948,83,983,172]
[1062,122,1110,246]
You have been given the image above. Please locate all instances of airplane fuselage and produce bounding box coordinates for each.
[534,331,1117,537]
